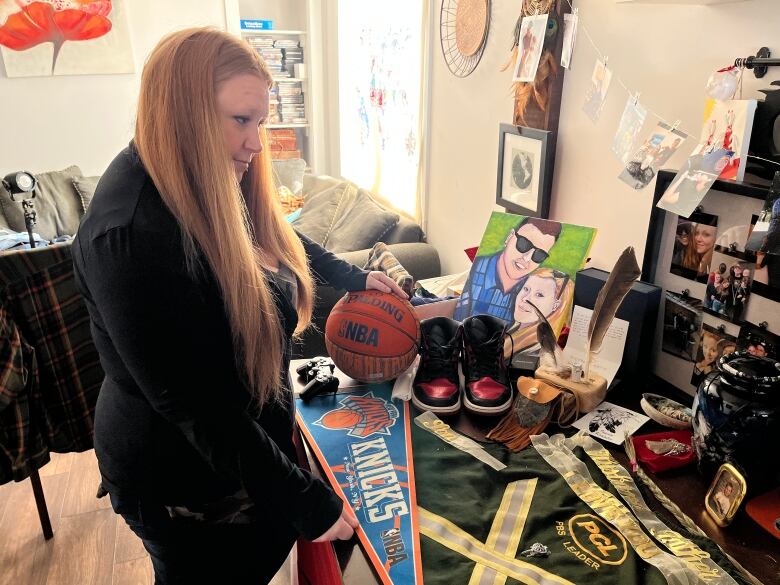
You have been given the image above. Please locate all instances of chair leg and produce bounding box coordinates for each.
[27,465,53,540]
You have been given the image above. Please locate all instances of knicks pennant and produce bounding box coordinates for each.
[296,383,423,585]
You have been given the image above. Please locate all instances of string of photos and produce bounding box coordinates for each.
[512,0,780,220]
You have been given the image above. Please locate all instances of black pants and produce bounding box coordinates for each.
[110,493,296,584]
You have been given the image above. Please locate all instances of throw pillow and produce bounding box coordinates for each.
[292,179,353,246]
[363,242,414,295]
[326,187,400,254]
[272,158,307,195]
[72,176,100,213]
[0,165,84,241]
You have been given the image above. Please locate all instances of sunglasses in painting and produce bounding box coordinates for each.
[513,231,551,264]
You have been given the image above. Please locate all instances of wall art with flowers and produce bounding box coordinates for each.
[0,0,134,77]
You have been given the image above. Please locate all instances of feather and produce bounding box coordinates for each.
[585,247,641,378]
[527,301,569,376]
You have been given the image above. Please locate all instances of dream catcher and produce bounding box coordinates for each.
[440,0,491,78]
[502,0,568,130]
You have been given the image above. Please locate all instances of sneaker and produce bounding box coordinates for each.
[461,315,512,415]
[412,317,462,415]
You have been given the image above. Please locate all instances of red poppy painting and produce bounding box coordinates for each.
[0,0,133,77]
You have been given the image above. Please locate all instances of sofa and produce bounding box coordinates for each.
[290,174,441,358]
[0,165,441,358]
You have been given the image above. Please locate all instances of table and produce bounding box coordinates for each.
[290,360,780,584]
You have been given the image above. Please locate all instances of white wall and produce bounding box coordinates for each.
[0,1,228,177]
[426,0,780,274]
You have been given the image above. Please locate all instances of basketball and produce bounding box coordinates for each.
[325,290,420,382]
[321,409,362,429]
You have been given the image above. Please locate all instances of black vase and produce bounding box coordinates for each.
[691,351,780,489]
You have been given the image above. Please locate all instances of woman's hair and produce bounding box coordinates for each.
[507,268,573,354]
[682,223,713,272]
[134,28,314,405]
[676,221,692,238]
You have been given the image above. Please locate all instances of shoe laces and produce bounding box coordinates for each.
[421,340,459,379]
[468,329,509,381]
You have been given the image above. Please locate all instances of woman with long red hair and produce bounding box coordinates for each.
[73,27,404,583]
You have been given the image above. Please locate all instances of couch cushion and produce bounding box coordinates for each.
[72,175,100,212]
[292,179,352,246]
[326,187,400,253]
[0,166,84,240]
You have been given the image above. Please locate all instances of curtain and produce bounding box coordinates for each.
[337,0,428,220]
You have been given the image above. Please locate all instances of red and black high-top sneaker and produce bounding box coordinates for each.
[412,317,462,415]
[461,315,512,415]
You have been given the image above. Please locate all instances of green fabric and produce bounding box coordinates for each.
[412,422,668,585]
[0,166,84,240]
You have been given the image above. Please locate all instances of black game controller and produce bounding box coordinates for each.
[297,357,339,401]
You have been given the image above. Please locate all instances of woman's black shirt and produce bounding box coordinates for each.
[72,145,368,540]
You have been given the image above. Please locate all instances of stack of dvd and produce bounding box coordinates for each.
[275,39,303,77]
[277,80,306,124]
[246,36,286,78]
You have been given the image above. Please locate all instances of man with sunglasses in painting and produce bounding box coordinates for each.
[455,217,562,323]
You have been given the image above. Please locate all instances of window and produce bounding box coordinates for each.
[336,0,427,217]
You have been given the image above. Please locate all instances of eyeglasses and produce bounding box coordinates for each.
[514,231,550,264]
[551,269,570,300]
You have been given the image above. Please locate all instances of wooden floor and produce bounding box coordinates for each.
[0,450,153,585]
[0,451,294,585]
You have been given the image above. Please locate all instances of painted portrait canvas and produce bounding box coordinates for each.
[453,212,596,360]
[0,0,134,77]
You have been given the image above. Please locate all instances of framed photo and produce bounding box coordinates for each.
[496,124,552,218]
[705,463,747,527]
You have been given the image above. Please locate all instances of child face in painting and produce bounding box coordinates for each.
[694,224,717,255]
[513,274,560,324]
[702,335,719,365]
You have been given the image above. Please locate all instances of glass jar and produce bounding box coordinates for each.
[691,351,780,488]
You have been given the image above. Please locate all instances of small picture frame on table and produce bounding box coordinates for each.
[496,124,553,218]
[705,462,747,527]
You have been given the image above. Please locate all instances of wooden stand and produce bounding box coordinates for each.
[534,368,608,413]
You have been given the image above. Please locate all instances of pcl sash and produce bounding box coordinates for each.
[296,383,423,585]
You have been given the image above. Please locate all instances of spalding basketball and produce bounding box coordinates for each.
[325,290,420,382]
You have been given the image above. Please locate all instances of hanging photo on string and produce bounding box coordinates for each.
[582,58,612,123]
[618,122,686,190]
[611,96,648,164]
[512,14,548,83]
[698,99,757,182]
[560,12,578,69]
[657,145,720,218]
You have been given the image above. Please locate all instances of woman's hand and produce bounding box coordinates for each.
[366,271,409,300]
[313,502,359,542]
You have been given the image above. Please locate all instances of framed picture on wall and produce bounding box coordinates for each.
[496,124,553,218]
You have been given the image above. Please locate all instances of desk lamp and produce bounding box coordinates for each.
[2,171,39,249]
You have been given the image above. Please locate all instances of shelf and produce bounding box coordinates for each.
[241,29,306,36]
[267,124,309,129]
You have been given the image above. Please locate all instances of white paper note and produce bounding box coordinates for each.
[572,401,649,445]
[562,305,629,387]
